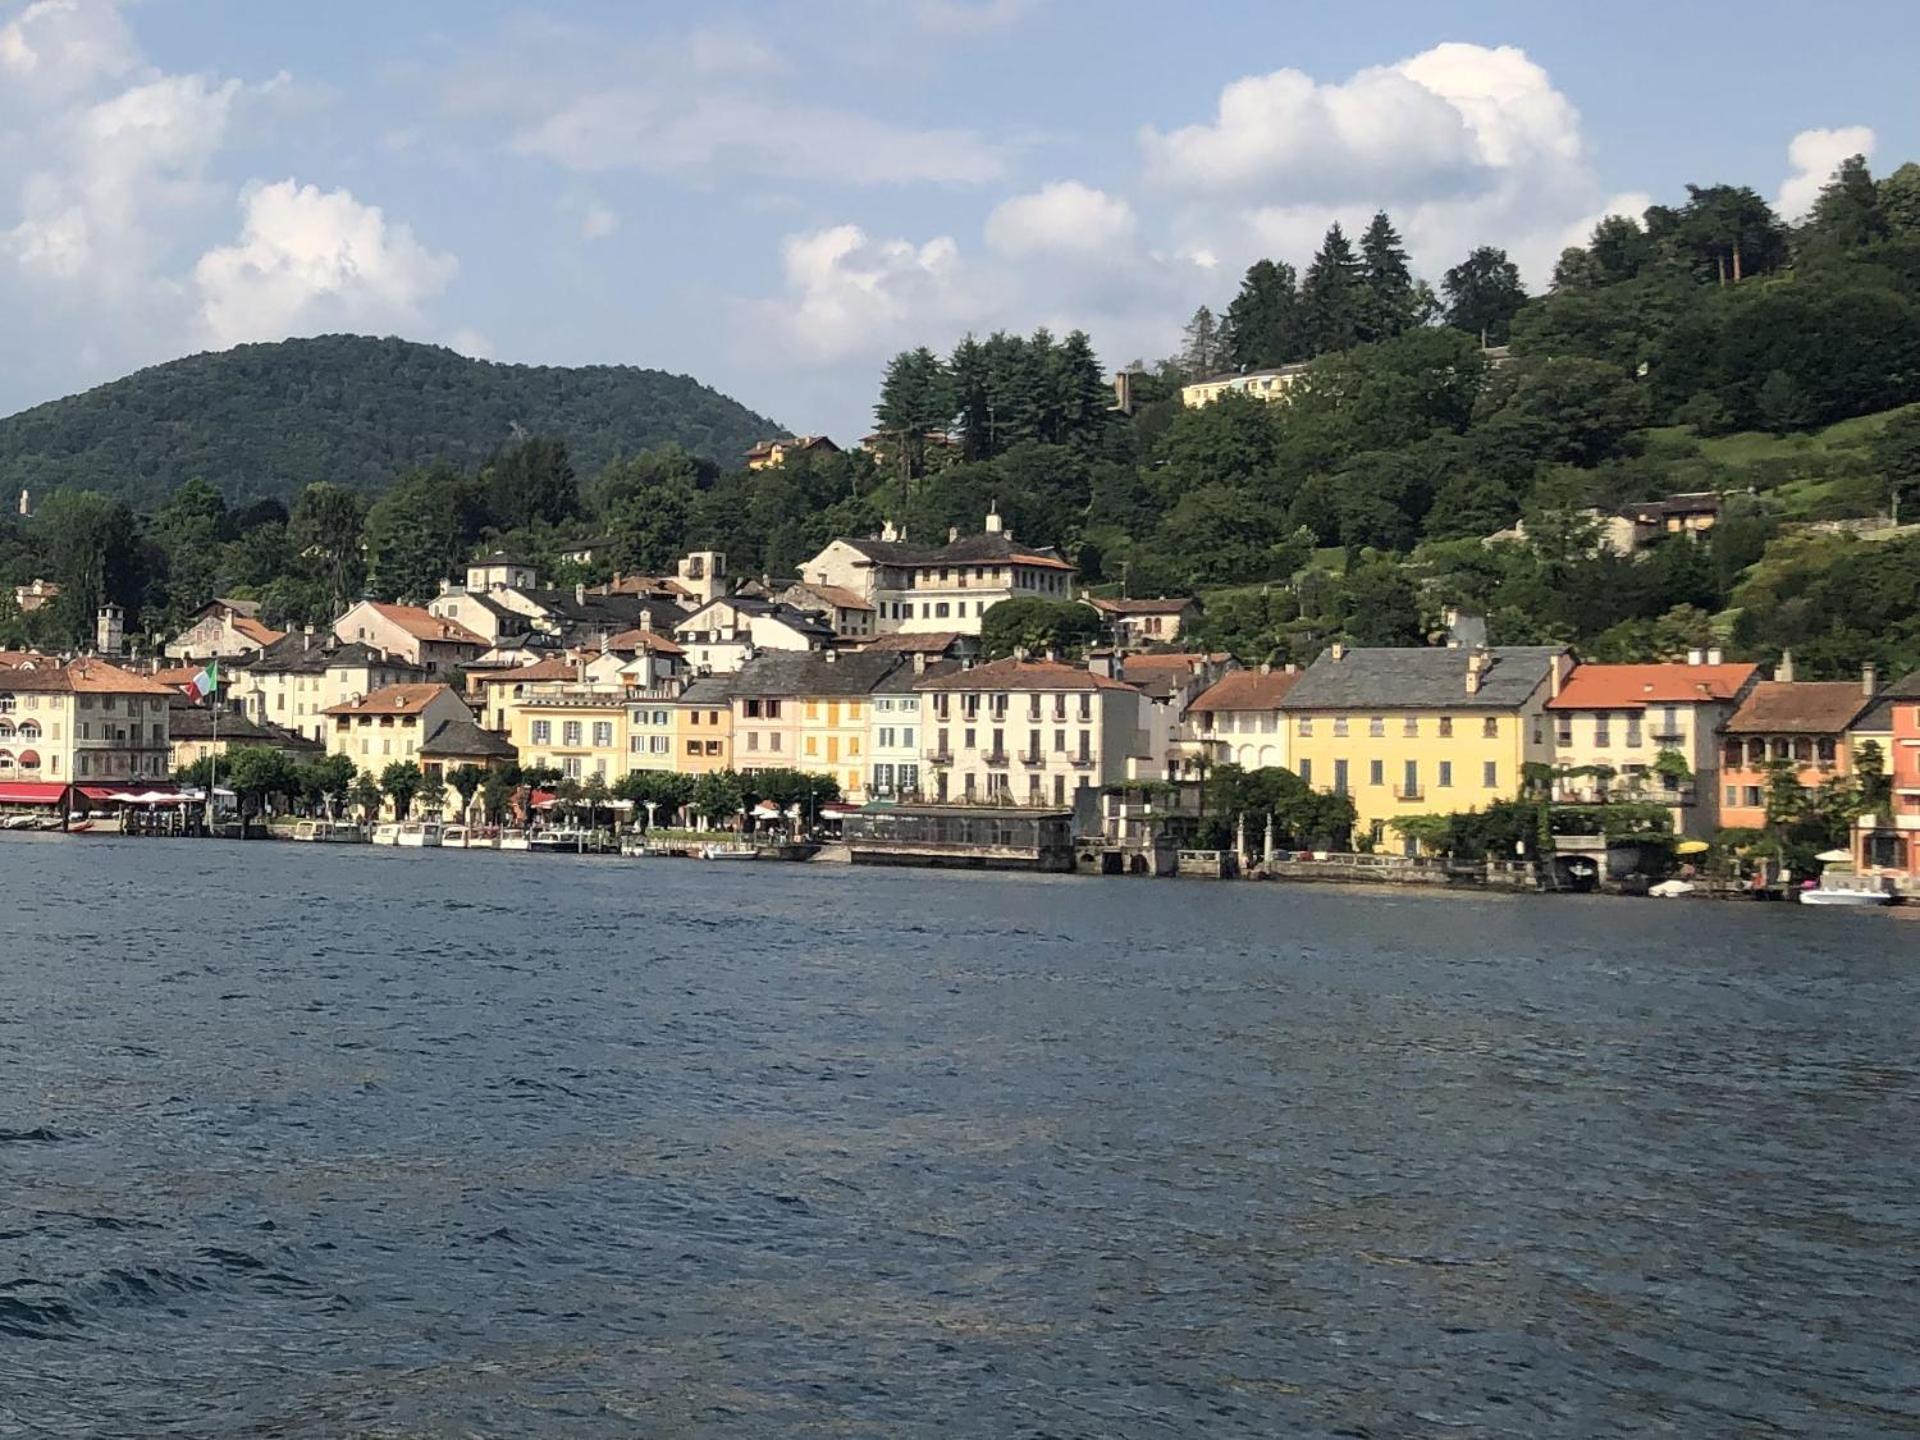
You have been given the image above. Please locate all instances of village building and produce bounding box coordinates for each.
[1545,655,1760,836]
[227,634,424,743]
[323,683,472,776]
[12,578,59,614]
[1279,645,1569,850]
[776,580,877,640]
[1719,663,1874,830]
[673,596,833,674]
[467,657,581,734]
[1084,596,1201,649]
[1853,670,1920,892]
[796,510,1075,638]
[1186,665,1303,774]
[167,704,323,773]
[745,435,839,471]
[332,600,488,676]
[728,650,904,802]
[501,680,628,784]
[418,714,518,786]
[673,677,735,776]
[0,657,175,795]
[914,657,1146,823]
[165,598,284,663]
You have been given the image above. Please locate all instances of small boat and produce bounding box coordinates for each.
[1800,871,1895,907]
[617,833,650,857]
[395,820,443,848]
[1649,879,1695,899]
[370,822,402,846]
[440,824,470,849]
[701,841,758,861]
[497,830,531,852]
[293,819,365,843]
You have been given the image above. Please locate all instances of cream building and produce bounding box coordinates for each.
[1185,665,1302,773]
[228,635,424,743]
[503,682,628,784]
[0,658,174,790]
[914,658,1146,818]
[323,684,471,775]
[332,600,488,677]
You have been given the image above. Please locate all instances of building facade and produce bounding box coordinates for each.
[0,658,174,789]
[1719,674,1870,830]
[1186,666,1301,773]
[228,636,424,743]
[323,684,471,776]
[332,600,488,676]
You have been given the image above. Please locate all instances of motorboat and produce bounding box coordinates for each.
[395,821,443,848]
[1800,871,1895,907]
[1649,879,1696,899]
[701,841,759,861]
[617,833,650,857]
[293,819,365,843]
[440,824,470,849]
[530,826,601,853]
[497,830,531,852]
[370,822,402,846]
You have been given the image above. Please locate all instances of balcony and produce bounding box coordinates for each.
[983,750,1009,766]
[1393,786,1425,802]
[930,749,954,766]
[1019,750,1044,766]
[1652,730,1685,744]
[1069,754,1095,769]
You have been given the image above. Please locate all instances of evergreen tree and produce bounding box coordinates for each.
[1880,162,1920,237]
[482,437,577,531]
[1301,225,1367,356]
[1050,330,1111,446]
[1179,306,1225,379]
[1442,246,1528,345]
[874,347,955,479]
[1358,211,1419,342]
[1224,260,1303,370]
[1803,154,1888,250]
[1648,184,1789,284]
[949,335,994,462]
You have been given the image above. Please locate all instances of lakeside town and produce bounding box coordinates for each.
[2,502,1914,904]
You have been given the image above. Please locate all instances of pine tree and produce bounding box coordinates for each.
[949,335,993,461]
[1804,154,1888,250]
[1052,330,1111,446]
[875,347,955,479]
[1880,162,1920,237]
[1223,260,1303,370]
[1179,306,1224,379]
[1358,211,1418,342]
[1301,224,1366,356]
[1441,246,1528,345]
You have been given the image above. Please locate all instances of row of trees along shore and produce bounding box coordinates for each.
[5,154,1920,682]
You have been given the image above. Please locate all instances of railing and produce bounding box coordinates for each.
[1070,755,1095,769]
[1652,730,1685,743]
[1019,750,1044,765]
[983,751,1009,766]
[1393,786,1425,801]
[929,750,954,765]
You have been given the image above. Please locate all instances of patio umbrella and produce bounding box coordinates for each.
[1815,848,1852,863]
[1674,840,1711,856]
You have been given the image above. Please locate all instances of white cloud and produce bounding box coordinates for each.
[1779,125,1876,220]
[193,180,457,348]
[447,327,496,360]
[580,202,619,241]
[513,91,1002,185]
[986,180,1135,257]
[0,0,137,107]
[750,223,971,364]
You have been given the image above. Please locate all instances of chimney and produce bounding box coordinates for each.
[824,648,838,664]
[1777,649,1795,684]
[947,526,960,544]
[984,505,1004,535]
[1259,661,1272,675]
[1863,662,1878,698]
[1465,649,1490,696]
[912,651,928,675]
[1687,648,1705,666]
[1706,646,1724,665]
[1043,646,1059,664]
[1330,642,1347,662]
[574,582,586,606]
[1550,654,1564,698]
[1013,645,1030,662]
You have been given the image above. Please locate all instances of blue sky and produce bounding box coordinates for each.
[3,0,1916,443]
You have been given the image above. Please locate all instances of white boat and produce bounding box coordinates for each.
[1649,879,1695,899]
[530,826,598,853]
[1800,872,1895,907]
[440,824,470,849]
[497,830,531,852]
[701,841,759,861]
[617,833,650,857]
[292,819,365,844]
[370,822,402,846]
[395,820,443,848]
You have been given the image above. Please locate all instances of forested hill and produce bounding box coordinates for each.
[0,335,783,511]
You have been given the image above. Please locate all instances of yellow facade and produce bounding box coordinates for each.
[506,692,628,784]
[672,697,733,775]
[1284,708,1552,847]
[799,696,869,801]
[1179,366,1309,409]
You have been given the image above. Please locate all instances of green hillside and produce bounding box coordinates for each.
[0,335,784,511]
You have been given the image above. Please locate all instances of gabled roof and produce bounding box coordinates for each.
[855,630,968,655]
[1852,671,1920,734]
[165,705,323,749]
[784,581,875,612]
[469,657,579,686]
[0,658,176,695]
[421,715,518,760]
[834,532,1074,571]
[246,635,421,677]
[604,626,686,656]
[674,595,835,640]
[914,658,1139,694]
[1086,596,1198,616]
[231,615,284,647]
[1547,662,1759,711]
[323,683,462,717]
[730,650,904,698]
[1190,668,1303,713]
[204,597,262,619]
[1280,646,1565,712]
[677,676,736,706]
[1723,682,1871,735]
[366,602,486,647]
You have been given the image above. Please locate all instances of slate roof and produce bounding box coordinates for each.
[522,589,687,634]
[675,596,835,641]
[855,630,969,655]
[914,658,1139,694]
[677,676,737,707]
[1279,646,1565,712]
[730,650,905,698]
[421,715,518,760]
[245,636,420,677]
[1852,671,1920,733]
[165,705,322,750]
[871,658,961,692]
[1723,681,1873,735]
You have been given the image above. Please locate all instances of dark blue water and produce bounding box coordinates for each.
[2,835,1916,1437]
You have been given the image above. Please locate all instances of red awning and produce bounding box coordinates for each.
[0,781,69,804]
[79,785,131,802]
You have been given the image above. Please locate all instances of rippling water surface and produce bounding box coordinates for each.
[2,835,1917,1437]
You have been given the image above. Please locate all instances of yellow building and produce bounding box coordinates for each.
[323,684,471,776]
[731,651,904,802]
[1279,645,1568,850]
[502,683,628,785]
[672,678,735,775]
[1179,364,1311,408]
[0,657,175,793]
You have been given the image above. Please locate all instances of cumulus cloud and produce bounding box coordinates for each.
[0,0,138,107]
[1779,125,1876,220]
[193,180,457,348]
[513,91,1002,185]
[750,224,971,364]
[986,180,1135,257]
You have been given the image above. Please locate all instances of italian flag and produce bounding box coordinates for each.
[184,659,219,702]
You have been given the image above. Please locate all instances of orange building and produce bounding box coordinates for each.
[1719,674,1873,830]
[1853,670,1920,892]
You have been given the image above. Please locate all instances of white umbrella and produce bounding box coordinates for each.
[1815,848,1852,863]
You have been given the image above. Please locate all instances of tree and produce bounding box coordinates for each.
[365,462,484,602]
[1871,409,1920,518]
[1648,184,1789,284]
[31,489,144,646]
[588,446,705,573]
[1443,247,1528,344]
[224,746,295,818]
[979,596,1104,659]
[1855,739,1890,814]
[1301,225,1367,355]
[448,764,486,817]
[379,761,424,820]
[614,769,695,825]
[875,347,956,480]
[1179,306,1225,378]
[580,773,610,828]
[1803,154,1887,251]
[1881,162,1920,237]
[482,437,578,531]
[480,770,516,824]
[690,769,747,827]
[153,476,231,625]
[304,754,356,813]
[1223,260,1304,370]
[1336,555,1422,645]
[350,773,382,822]
[1358,211,1420,342]
[418,771,448,818]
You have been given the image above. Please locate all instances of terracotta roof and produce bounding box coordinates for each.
[1547,662,1758,711]
[231,615,284,647]
[788,582,875,611]
[368,602,486,647]
[914,658,1139,693]
[1723,682,1870,735]
[0,658,174,695]
[0,650,51,668]
[604,627,686,656]
[469,658,579,686]
[323,683,461,717]
[150,665,203,688]
[1120,651,1228,673]
[1190,669,1304,713]
[1087,596,1197,616]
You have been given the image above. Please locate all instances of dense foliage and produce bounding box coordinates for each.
[0,335,781,511]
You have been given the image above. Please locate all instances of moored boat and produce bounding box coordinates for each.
[293,819,366,843]
[701,841,758,861]
[395,820,443,848]
[1800,871,1895,907]
[370,822,402,846]
[440,824,470,849]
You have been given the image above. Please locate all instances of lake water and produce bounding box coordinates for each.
[2,835,1917,1437]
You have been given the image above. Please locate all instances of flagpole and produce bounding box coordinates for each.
[205,659,218,836]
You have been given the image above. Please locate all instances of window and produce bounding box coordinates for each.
[935,602,950,619]
[1369,759,1384,786]
[1403,760,1419,797]
[651,736,669,755]
[1742,785,1762,807]
[1333,759,1348,794]
[1298,758,1312,786]
[1725,784,1738,807]
[1369,716,1385,737]
[899,763,918,793]
[877,727,895,749]
[1625,717,1642,747]
[1482,717,1498,739]
[1333,717,1349,737]
[964,727,977,750]
[592,721,612,747]
[562,721,582,746]
[563,757,582,779]
[901,727,914,747]
[747,732,760,751]
[1402,716,1418,738]
[1483,760,1498,789]
[1297,717,1313,737]
[1594,714,1611,746]
[1556,718,1573,746]
[1437,716,1453,738]
[1076,730,1091,763]
[531,720,551,744]
[1438,760,1452,788]
[769,733,781,752]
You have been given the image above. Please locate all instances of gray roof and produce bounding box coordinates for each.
[730,649,905,698]
[521,588,685,634]
[1849,670,1920,734]
[243,636,421,677]
[420,715,518,760]
[164,703,323,749]
[677,676,737,706]
[839,532,1070,569]
[871,658,960,693]
[1280,646,1565,712]
[676,596,834,640]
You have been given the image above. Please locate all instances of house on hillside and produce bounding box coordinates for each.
[745,435,839,470]
[165,599,284,663]
[332,600,488,676]
[1084,595,1201,649]
[673,596,833,674]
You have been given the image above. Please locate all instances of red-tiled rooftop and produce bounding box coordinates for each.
[1547,662,1758,710]
[1723,682,1870,735]
[1190,668,1303,712]
[323,683,460,716]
